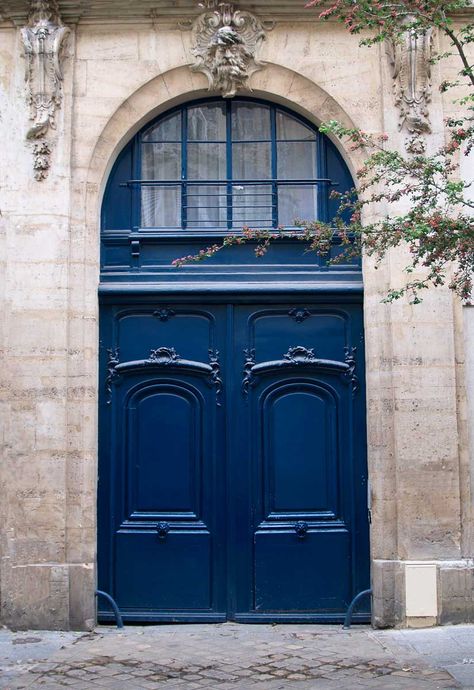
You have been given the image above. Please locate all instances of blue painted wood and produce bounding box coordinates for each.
[98,97,369,624]
[98,299,369,622]
[228,303,369,620]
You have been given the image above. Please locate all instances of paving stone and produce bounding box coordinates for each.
[0,624,471,689]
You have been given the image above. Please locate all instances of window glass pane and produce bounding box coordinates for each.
[186,184,227,228]
[232,142,271,180]
[232,184,273,227]
[188,103,226,141]
[277,141,316,179]
[142,112,181,142]
[276,111,316,140]
[278,184,317,226]
[188,143,226,180]
[142,143,181,180]
[138,101,326,232]
[141,186,181,227]
[232,102,270,140]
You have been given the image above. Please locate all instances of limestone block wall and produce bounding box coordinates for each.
[0,13,472,629]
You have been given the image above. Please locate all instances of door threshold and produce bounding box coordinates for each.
[232,612,370,624]
[98,611,227,624]
[99,611,370,625]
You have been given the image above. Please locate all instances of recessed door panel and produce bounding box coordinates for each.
[251,309,349,362]
[115,531,212,611]
[128,385,201,515]
[115,308,216,363]
[254,529,351,611]
[263,383,337,516]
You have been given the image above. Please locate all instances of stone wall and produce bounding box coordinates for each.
[0,11,472,629]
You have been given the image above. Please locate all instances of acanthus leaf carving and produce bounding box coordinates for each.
[148,347,180,364]
[241,347,256,399]
[21,0,70,179]
[208,348,223,406]
[283,346,317,364]
[344,345,359,397]
[190,2,267,98]
[105,347,120,405]
[386,18,432,150]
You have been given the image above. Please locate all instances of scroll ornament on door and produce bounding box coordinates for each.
[21,0,70,180]
[190,2,269,98]
[386,17,432,153]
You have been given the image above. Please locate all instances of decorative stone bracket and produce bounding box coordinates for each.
[386,18,433,153]
[20,0,70,180]
[190,2,270,98]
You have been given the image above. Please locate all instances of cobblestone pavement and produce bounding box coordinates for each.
[1,624,473,690]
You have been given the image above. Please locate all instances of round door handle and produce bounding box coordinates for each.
[156,522,170,540]
[294,521,309,539]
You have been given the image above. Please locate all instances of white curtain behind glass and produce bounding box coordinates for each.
[277,111,317,226]
[232,103,272,227]
[141,112,181,228]
[187,105,226,228]
[140,103,319,229]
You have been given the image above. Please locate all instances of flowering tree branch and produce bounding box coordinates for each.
[173,0,474,304]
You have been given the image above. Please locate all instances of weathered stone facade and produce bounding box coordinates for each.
[0,0,473,630]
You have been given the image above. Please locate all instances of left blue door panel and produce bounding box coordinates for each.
[98,304,227,622]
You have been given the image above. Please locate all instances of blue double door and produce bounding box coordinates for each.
[98,296,370,623]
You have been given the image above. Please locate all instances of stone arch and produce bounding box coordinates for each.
[85,63,365,228]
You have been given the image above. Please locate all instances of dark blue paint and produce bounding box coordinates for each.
[98,97,369,624]
[266,385,335,513]
[98,299,369,623]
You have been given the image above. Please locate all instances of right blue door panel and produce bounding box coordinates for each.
[98,299,369,623]
[229,303,368,621]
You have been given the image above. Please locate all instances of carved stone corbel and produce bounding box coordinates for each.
[190,2,269,98]
[386,18,433,152]
[21,0,70,180]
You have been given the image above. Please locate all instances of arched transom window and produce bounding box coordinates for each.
[138,98,343,232]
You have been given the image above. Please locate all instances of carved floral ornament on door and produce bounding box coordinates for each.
[18,0,433,179]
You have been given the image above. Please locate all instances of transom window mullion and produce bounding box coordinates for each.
[182,106,188,229]
[226,100,233,231]
[270,105,278,229]
[317,130,327,223]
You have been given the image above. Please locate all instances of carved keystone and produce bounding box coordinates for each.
[190,3,268,98]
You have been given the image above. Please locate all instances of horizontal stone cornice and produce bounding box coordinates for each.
[0,0,381,26]
[2,1,473,27]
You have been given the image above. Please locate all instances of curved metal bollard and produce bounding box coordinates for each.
[343,588,372,629]
[95,590,124,629]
